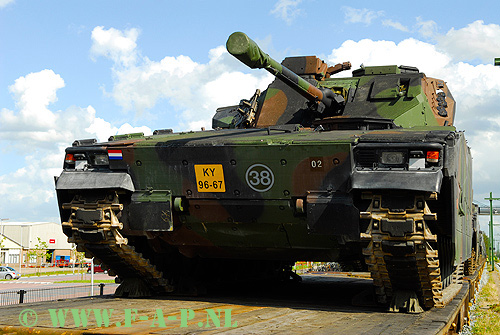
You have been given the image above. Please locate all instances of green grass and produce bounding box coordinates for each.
[23,269,87,277]
[1,269,85,279]
[472,270,500,334]
[54,279,115,283]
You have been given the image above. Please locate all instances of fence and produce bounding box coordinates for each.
[0,283,117,306]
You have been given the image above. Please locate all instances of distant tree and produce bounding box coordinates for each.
[0,236,4,265]
[74,248,86,279]
[27,237,48,275]
[484,234,491,257]
[76,250,86,266]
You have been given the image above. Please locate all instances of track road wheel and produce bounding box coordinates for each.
[361,194,443,312]
[62,191,174,296]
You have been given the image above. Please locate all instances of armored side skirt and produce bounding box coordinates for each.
[351,170,443,193]
[56,171,135,192]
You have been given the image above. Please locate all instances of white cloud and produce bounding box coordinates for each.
[1,26,272,221]
[437,63,500,157]
[412,19,500,63]
[90,26,140,67]
[328,38,451,74]
[382,19,409,32]
[0,0,14,8]
[270,0,303,25]
[342,6,383,25]
[4,22,499,222]
[85,117,151,143]
[92,27,273,131]
[0,70,92,152]
[416,17,438,38]
[0,70,152,150]
[0,151,63,204]
[5,70,62,130]
[327,38,500,198]
[436,20,500,63]
[0,69,152,221]
[0,24,270,221]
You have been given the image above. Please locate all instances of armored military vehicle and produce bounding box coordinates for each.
[55,32,476,312]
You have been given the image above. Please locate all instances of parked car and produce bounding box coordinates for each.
[87,264,107,274]
[0,266,21,280]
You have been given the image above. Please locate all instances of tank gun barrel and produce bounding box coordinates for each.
[226,32,342,114]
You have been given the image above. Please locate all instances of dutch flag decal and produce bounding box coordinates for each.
[108,149,123,160]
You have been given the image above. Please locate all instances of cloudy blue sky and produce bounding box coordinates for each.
[1,0,500,235]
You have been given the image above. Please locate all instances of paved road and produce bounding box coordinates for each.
[2,265,94,276]
[0,273,118,305]
[0,272,113,288]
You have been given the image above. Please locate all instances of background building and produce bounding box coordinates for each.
[0,234,22,265]
[0,222,73,267]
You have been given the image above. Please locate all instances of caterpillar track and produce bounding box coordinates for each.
[61,192,173,295]
[361,193,444,312]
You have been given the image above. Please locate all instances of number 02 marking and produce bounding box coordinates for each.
[245,164,275,192]
[309,157,324,171]
[311,160,322,168]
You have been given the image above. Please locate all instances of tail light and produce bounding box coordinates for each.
[65,153,75,164]
[426,151,439,163]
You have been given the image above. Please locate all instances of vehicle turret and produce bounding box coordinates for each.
[214,32,455,130]
[226,32,345,115]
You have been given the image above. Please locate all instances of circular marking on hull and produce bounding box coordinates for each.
[245,164,275,192]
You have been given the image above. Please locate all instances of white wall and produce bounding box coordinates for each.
[1,222,73,249]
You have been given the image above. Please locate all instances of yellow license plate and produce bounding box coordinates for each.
[194,164,226,192]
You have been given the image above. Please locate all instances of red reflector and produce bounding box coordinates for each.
[426,151,439,163]
[65,153,75,163]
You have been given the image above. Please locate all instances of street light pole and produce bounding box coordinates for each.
[0,218,9,265]
[19,225,23,275]
[485,192,500,271]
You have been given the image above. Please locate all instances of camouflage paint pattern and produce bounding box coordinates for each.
[55,32,475,308]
